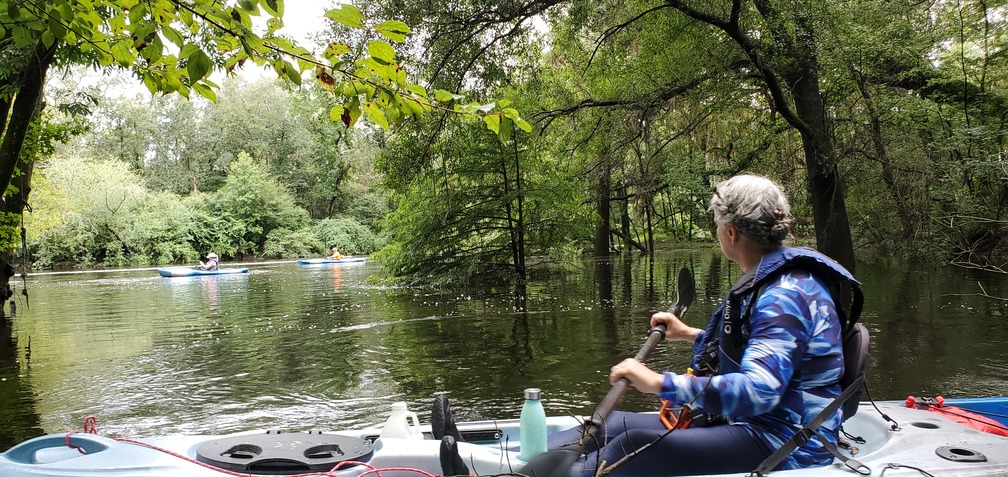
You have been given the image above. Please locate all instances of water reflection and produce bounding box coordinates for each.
[0,254,1006,448]
[202,276,220,311]
[0,316,43,450]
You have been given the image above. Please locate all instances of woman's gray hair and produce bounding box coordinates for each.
[709,174,792,249]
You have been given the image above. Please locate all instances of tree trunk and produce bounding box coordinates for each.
[500,141,527,281]
[0,44,54,318]
[511,140,526,279]
[853,72,918,241]
[791,71,856,272]
[619,183,631,249]
[594,153,612,257]
[0,44,55,194]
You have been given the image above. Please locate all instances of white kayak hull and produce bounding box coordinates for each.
[2,399,1006,477]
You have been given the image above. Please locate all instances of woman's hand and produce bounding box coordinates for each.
[609,358,664,394]
[651,311,700,342]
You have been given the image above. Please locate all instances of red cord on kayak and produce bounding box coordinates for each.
[906,395,1008,437]
[83,415,99,434]
[64,415,100,454]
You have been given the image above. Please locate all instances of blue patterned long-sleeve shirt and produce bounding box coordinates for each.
[658,269,845,470]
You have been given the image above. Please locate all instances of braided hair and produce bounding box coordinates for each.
[709,174,792,250]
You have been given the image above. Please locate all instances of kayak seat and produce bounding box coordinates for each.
[841,322,870,421]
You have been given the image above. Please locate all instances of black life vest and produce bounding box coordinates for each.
[693,247,865,419]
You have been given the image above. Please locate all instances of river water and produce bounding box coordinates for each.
[2,251,1007,449]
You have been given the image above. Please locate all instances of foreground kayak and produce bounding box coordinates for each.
[297,257,367,265]
[157,267,250,277]
[1,398,1006,477]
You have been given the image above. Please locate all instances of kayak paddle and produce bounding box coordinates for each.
[520,267,696,477]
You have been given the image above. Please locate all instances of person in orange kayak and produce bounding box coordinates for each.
[197,252,219,270]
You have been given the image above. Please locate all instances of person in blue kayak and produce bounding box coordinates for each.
[198,252,219,270]
[550,174,859,476]
[329,247,342,260]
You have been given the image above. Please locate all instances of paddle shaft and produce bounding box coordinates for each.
[518,269,694,477]
[583,297,690,444]
[587,324,666,428]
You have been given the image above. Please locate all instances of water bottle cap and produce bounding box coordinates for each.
[391,401,408,411]
[524,388,541,400]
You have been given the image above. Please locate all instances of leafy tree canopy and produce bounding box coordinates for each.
[0,0,534,198]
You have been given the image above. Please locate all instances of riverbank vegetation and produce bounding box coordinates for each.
[6,0,1008,288]
[25,79,384,268]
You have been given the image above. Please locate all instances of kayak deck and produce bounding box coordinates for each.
[2,399,1006,477]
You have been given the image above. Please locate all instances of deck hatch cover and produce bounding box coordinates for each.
[935,446,987,463]
[197,432,373,475]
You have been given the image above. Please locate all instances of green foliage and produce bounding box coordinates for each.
[311,217,382,256]
[15,0,1008,279]
[185,194,246,261]
[27,155,151,267]
[374,109,592,284]
[77,79,392,229]
[208,152,309,256]
[263,227,324,259]
[344,187,390,228]
[119,192,202,265]
[0,211,22,257]
[25,149,346,268]
[0,109,89,256]
[1,0,534,278]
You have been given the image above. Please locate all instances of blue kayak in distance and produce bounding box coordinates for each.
[157,267,250,277]
[296,257,367,265]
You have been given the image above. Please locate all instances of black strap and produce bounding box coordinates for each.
[750,374,868,477]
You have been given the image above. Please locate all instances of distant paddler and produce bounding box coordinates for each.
[197,252,219,270]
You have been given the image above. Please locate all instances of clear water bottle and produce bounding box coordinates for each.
[518,388,547,461]
[379,401,423,439]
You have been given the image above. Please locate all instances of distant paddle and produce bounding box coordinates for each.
[520,267,695,477]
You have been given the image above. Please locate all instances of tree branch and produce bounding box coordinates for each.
[664,0,813,137]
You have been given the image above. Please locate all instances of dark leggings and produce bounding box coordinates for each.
[547,411,771,477]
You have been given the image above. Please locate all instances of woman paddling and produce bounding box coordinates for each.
[553,174,859,476]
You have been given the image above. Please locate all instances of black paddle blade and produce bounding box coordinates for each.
[520,448,579,477]
[439,435,470,476]
[432,393,462,441]
[670,267,695,317]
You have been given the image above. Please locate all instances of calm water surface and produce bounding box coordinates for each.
[1,251,1007,449]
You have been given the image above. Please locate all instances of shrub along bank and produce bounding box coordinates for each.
[24,152,382,270]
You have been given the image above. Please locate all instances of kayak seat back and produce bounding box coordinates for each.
[841,322,871,421]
